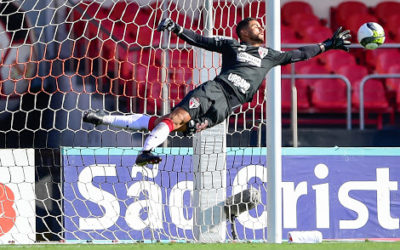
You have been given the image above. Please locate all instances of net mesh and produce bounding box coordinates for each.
[0,0,267,243]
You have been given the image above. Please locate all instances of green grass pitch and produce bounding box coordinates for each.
[1,242,400,250]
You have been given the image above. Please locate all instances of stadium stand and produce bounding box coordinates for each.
[383,14,400,41]
[330,1,369,31]
[281,25,302,43]
[281,64,310,112]
[336,64,369,88]
[374,1,400,23]
[352,79,392,129]
[319,50,357,72]
[295,63,330,91]
[352,79,389,110]
[65,0,400,129]
[386,64,400,92]
[281,1,314,26]
[311,79,347,111]
[375,49,400,73]
[281,79,310,112]
[300,25,332,43]
[289,13,321,35]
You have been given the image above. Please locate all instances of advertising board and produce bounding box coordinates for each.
[0,149,35,244]
[62,147,400,241]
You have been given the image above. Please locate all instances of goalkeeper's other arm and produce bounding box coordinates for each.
[157,18,183,35]
[157,18,226,52]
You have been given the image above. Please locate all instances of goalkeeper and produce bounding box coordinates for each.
[83,17,351,166]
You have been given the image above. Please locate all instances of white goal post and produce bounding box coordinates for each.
[266,0,282,244]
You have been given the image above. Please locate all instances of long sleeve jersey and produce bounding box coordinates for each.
[177,28,323,104]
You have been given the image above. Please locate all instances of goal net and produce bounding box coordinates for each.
[0,0,268,243]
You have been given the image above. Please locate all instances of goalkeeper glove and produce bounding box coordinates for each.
[157,18,183,34]
[321,26,351,52]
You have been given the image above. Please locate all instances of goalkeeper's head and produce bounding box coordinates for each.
[236,17,265,45]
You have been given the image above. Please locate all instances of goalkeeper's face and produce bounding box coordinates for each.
[244,20,265,44]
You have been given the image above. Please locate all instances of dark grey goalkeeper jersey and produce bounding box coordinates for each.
[177,28,322,104]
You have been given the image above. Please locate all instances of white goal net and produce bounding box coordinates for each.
[0,0,268,243]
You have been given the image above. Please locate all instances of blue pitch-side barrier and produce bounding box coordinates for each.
[62,147,400,241]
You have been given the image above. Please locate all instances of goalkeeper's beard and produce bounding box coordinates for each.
[249,33,264,44]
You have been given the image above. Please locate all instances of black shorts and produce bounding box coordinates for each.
[175,80,231,128]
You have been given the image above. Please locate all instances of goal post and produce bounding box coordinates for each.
[192,0,227,242]
[266,0,283,243]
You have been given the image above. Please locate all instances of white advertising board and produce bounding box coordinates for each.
[0,149,35,244]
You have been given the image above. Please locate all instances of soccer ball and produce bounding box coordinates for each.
[357,22,385,50]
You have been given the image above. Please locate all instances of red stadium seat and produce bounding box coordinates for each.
[363,44,393,71]
[331,1,368,30]
[386,64,400,92]
[281,25,302,44]
[374,1,400,23]
[281,1,314,26]
[352,79,389,109]
[391,23,400,42]
[294,59,322,73]
[353,79,392,129]
[319,50,357,72]
[375,49,400,73]
[281,79,310,112]
[311,79,347,110]
[295,63,331,89]
[282,64,292,74]
[396,87,400,111]
[289,13,321,34]
[336,64,369,88]
[352,79,391,124]
[384,14,400,40]
[301,25,333,43]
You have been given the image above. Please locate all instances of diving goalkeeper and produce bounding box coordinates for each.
[83,17,351,166]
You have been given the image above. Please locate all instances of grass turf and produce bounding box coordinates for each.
[1,242,400,250]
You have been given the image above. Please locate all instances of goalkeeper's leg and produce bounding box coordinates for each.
[135,107,191,166]
[83,110,157,131]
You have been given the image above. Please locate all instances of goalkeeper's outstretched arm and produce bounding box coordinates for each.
[157,18,232,52]
[278,26,351,65]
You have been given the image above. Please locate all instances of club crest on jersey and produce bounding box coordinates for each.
[258,47,268,58]
[189,97,200,109]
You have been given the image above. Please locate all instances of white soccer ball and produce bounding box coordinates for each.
[357,22,385,50]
